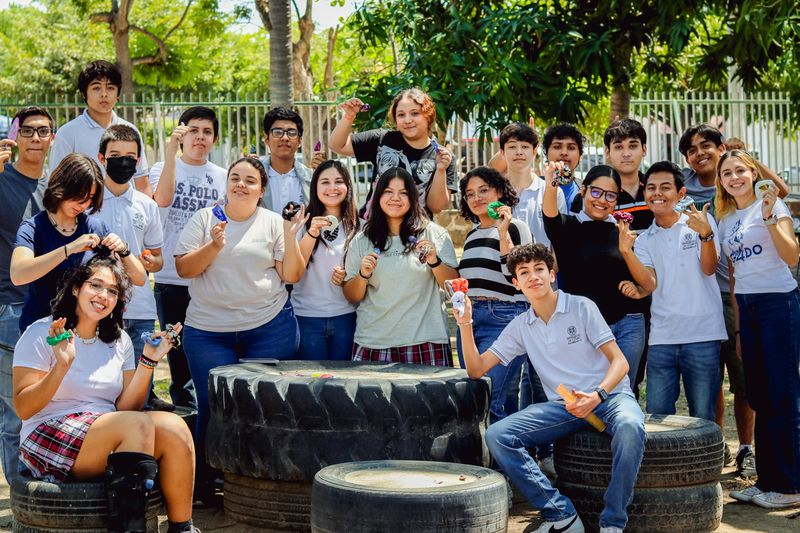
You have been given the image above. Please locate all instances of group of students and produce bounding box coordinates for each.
[0,59,797,533]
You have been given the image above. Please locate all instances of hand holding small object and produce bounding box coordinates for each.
[556,384,606,432]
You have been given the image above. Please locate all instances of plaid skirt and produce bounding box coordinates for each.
[352,341,453,366]
[19,412,101,482]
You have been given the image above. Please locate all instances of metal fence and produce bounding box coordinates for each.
[2,91,799,197]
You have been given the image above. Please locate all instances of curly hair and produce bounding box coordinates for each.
[507,243,554,279]
[459,166,519,223]
[50,255,131,344]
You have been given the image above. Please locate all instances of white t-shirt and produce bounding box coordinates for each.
[489,290,632,402]
[344,223,457,349]
[266,164,304,213]
[291,226,357,318]
[513,177,567,248]
[50,110,148,178]
[719,198,798,294]
[149,158,227,286]
[93,185,163,320]
[174,206,288,332]
[13,317,135,443]
[634,214,727,345]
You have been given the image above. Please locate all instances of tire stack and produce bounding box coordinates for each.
[311,460,508,532]
[206,361,491,531]
[554,414,724,532]
[10,475,162,533]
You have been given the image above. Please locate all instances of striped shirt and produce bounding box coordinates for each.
[458,219,532,301]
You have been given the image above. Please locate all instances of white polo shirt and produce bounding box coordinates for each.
[513,177,567,248]
[50,110,149,178]
[266,164,304,213]
[488,290,632,401]
[634,214,727,345]
[93,185,163,320]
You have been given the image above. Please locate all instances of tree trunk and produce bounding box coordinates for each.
[268,0,293,107]
[609,41,632,123]
[324,26,338,98]
[111,2,134,120]
[292,0,315,101]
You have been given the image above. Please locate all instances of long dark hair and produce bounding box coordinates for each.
[305,160,358,262]
[459,166,519,223]
[363,167,428,252]
[51,255,131,344]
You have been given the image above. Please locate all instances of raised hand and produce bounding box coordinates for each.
[142,323,183,362]
[48,317,75,370]
[684,202,713,238]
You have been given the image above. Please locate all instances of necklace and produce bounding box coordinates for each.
[75,327,100,345]
[47,211,78,235]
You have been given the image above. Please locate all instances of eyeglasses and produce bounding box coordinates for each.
[588,186,619,203]
[464,186,494,202]
[18,126,52,138]
[84,280,120,299]
[269,128,299,139]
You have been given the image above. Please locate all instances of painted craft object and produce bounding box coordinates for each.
[552,164,573,186]
[408,236,430,264]
[445,278,469,317]
[487,201,505,220]
[673,196,695,212]
[282,201,302,221]
[612,211,633,224]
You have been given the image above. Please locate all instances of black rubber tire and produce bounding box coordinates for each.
[553,414,723,488]
[207,361,491,480]
[10,475,161,532]
[223,472,311,531]
[558,480,723,532]
[311,460,508,533]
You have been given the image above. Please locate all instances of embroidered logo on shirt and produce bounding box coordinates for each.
[681,232,696,251]
[566,325,582,345]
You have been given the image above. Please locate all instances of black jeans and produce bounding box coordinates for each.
[154,283,195,408]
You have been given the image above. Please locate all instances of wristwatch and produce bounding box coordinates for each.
[117,246,131,258]
[763,214,778,225]
[594,387,608,403]
[699,231,714,242]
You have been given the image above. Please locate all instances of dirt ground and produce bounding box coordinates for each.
[1,365,799,532]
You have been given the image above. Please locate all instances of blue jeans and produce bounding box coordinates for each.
[736,289,800,493]
[123,319,156,405]
[296,312,356,361]
[609,313,645,388]
[183,301,299,460]
[0,303,22,483]
[486,393,645,529]
[457,300,529,423]
[154,283,195,408]
[646,341,721,421]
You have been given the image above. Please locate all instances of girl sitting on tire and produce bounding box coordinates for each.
[291,160,359,360]
[457,166,532,422]
[717,150,800,509]
[13,255,198,533]
[343,167,459,365]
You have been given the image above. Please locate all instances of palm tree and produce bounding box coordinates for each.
[256,0,293,106]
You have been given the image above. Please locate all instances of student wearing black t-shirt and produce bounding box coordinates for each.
[329,89,458,217]
[543,164,650,387]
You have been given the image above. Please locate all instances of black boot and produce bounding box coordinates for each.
[105,451,159,533]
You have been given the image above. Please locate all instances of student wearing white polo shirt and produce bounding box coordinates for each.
[94,125,169,411]
[50,61,150,195]
[619,161,726,421]
[456,243,645,533]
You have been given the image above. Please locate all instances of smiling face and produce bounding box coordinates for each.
[719,156,756,203]
[605,137,646,177]
[393,97,430,143]
[85,78,119,116]
[379,177,411,221]
[645,171,685,215]
[685,133,724,179]
[182,118,216,161]
[463,176,500,218]
[581,176,619,220]
[227,160,265,207]
[546,136,581,172]
[16,115,54,166]
[316,167,348,209]
[502,138,536,174]
[74,266,119,324]
[59,183,98,219]
[512,259,555,300]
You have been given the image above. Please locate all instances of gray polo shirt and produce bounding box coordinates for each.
[489,290,632,401]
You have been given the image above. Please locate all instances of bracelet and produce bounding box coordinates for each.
[46,330,72,346]
[457,320,473,327]
[427,256,442,268]
[117,245,131,258]
[63,245,68,259]
[359,270,373,280]
[139,355,158,369]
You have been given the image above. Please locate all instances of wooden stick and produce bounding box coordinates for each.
[556,384,607,433]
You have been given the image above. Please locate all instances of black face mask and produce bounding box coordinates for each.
[105,156,137,184]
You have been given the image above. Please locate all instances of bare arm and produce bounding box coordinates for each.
[13,365,68,420]
[175,221,225,279]
[139,247,164,273]
[329,98,364,156]
[116,326,181,411]
[275,213,308,284]
[487,150,507,174]
[134,175,153,197]
[153,124,188,207]
[617,221,657,292]
[454,297,502,378]
[542,162,560,218]
[565,339,630,419]
[11,233,101,286]
[342,252,378,303]
[762,190,799,267]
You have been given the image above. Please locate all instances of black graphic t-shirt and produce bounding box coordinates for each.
[351,128,458,217]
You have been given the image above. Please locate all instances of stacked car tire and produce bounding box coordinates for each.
[554,414,724,532]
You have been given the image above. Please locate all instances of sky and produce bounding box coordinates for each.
[0,0,358,30]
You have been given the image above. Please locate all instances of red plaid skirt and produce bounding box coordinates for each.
[19,412,101,482]
[352,341,453,366]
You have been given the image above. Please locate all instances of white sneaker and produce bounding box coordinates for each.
[539,455,557,478]
[599,527,624,533]
[533,514,585,533]
[751,491,800,509]
[730,485,763,502]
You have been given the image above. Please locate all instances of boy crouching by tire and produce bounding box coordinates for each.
[454,243,645,533]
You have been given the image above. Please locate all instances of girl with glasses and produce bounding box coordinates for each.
[343,167,459,365]
[457,166,532,422]
[12,256,200,533]
[329,88,458,217]
[542,164,649,386]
